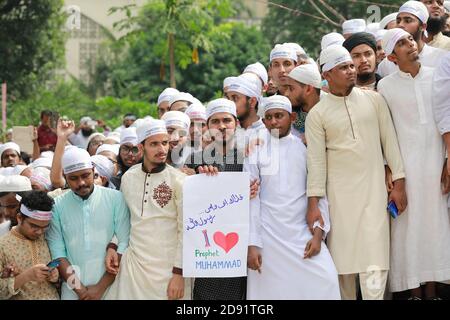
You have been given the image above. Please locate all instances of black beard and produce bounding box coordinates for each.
[443,31,450,37]
[427,16,446,35]
[357,72,375,83]
[81,128,94,137]
[237,101,251,123]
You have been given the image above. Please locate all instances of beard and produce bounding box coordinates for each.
[357,72,375,83]
[427,16,447,35]
[443,30,450,37]
[81,128,94,137]
[237,101,251,123]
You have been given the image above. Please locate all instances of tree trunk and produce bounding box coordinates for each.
[169,33,176,88]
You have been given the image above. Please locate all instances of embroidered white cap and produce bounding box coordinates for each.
[320,45,353,72]
[157,87,179,106]
[206,98,237,119]
[96,143,120,156]
[185,102,207,121]
[288,64,322,89]
[161,111,191,130]
[0,142,20,158]
[243,62,268,86]
[136,119,168,143]
[261,95,292,114]
[342,19,367,35]
[380,12,398,30]
[399,1,429,24]
[321,32,345,50]
[382,28,411,55]
[62,147,93,175]
[120,127,139,146]
[270,44,298,63]
[0,175,32,192]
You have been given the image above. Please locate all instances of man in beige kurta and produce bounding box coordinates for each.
[105,119,191,300]
[306,45,406,300]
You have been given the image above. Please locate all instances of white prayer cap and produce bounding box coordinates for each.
[91,155,114,181]
[376,29,388,42]
[261,95,292,114]
[223,76,235,89]
[157,87,179,106]
[136,119,168,143]
[0,175,32,192]
[445,1,450,12]
[61,147,93,175]
[399,1,429,24]
[382,28,411,55]
[380,12,398,30]
[239,73,263,94]
[120,127,139,146]
[0,142,20,157]
[87,132,105,144]
[365,23,380,37]
[243,62,268,86]
[80,116,92,124]
[104,132,120,144]
[342,19,367,35]
[283,42,307,56]
[30,157,52,170]
[226,75,261,99]
[185,102,207,121]
[96,143,120,156]
[321,32,346,50]
[168,92,196,108]
[30,167,52,191]
[320,45,353,72]
[0,165,28,176]
[270,44,298,63]
[288,64,322,89]
[306,58,317,65]
[161,111,191,130]
[40,151,54,159]
[206,98,237,119]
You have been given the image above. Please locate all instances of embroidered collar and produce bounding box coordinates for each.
[141,163,166,174]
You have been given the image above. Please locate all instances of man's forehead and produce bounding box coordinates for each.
[209,112,234,121]
[0,193,18,203]
[146,133,169,142]
[226,90,246,98]
[351,44,375,54]
[66,168,93,177]
[271,58,294,65]
[397,12,419,21]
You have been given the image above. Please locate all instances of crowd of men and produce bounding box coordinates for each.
[1,0,450,300]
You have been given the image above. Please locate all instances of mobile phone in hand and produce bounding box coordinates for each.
[387,201,398,219]
[47,258,61,270]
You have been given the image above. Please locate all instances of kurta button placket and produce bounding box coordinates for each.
[82,202,91,251]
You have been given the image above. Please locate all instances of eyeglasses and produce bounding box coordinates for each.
[121,146,140,155]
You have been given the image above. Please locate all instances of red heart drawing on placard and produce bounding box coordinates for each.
[213,232,239,253]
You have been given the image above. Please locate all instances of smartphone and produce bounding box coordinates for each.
[47,258,61,270]
[387,201,398,219]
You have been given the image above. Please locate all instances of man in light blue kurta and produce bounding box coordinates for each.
[46,146,130,300]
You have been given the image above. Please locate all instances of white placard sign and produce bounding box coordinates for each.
[183,172,249,278]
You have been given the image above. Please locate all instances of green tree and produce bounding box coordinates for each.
[0,0,66,99]
[262,0,405,57]
[92,7,270,103]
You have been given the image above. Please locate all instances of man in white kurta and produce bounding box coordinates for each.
[105,119,191,300]
[377,1,447,78]
[306,45,406,300]
[432,52,450,155]
[245,96,340,300]
[378,29,450,296]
